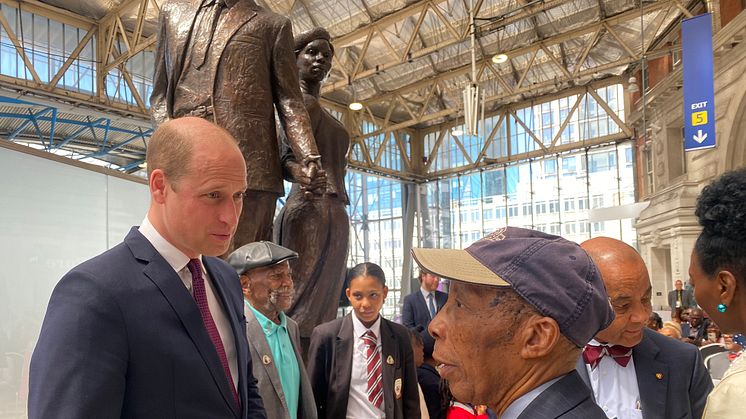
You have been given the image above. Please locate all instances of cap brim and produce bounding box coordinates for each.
[411,248,510,287]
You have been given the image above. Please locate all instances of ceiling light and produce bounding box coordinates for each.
[138,162,147,169]
[451,128,463,136]
[492,53,509,64]
[349,101,363,111]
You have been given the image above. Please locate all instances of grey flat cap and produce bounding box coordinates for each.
[227,241,298,275]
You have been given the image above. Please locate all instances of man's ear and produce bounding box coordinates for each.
[150,169,168,204]
[519,316,560,359]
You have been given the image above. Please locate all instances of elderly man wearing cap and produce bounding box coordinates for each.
[228,242,317,419]
[412,227,613,419]
[577,237,712,419]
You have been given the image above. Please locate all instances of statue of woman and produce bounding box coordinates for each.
[274,27,350,354]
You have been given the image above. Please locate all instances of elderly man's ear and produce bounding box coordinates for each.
[240,274,251,298]
[518,316,561,359]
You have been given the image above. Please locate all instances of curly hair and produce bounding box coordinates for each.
[694,167,746,282]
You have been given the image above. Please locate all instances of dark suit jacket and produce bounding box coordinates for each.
[28,228,266,419]
[151,0,317,194]
[518,371,607,418]
[417,364,443,419]
[576,328,713,419]
[668,289,696,309]
[307,314,420,419]
[245,307,316,419]
[401,290,447,330]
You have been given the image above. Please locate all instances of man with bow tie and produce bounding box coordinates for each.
[578,237,712,419]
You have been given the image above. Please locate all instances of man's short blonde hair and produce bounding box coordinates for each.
[146,120,194,184]
[146,117,238,186]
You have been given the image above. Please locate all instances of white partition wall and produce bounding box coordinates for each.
[0,143,148,415]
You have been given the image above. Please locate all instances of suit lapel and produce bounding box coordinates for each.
[333,315,354,418]
[436,291,447,311]
[126,230,238,418]
[634,331,668,418]
[519,372,590,418]
[168,0,202,89]
[245,308,288,412]
[211,0,257,116]
[574,355,595,401]
[416,291,431,321]
[380,319,396,419]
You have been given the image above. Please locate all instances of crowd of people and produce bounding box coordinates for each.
[23,113,746,418]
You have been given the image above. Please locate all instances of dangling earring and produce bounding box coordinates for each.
[717,303,727,313]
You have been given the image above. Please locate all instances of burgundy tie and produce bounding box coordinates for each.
[362,330,384,410]
[583,343,633,369]
[187,258,240,409]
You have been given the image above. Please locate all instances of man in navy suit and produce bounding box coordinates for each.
[402,270,447,331]
[578,237,712,419]
[28,117,266,419]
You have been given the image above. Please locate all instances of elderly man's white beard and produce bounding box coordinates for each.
[268,287,293,308]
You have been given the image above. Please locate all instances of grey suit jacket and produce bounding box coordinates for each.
[576,328,713,419]
[518,371,607,418]
[668,289,696,309]
[307,314,420,419]
[245,306,317,419]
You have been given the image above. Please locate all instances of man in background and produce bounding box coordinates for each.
[668,279,696,310]
[578,237,712,419]
[402,270,447,334]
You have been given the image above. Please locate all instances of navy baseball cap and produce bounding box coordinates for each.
[411,227,614,347]
[227,241,298,276]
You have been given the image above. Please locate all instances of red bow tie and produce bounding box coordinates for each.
[583,344,633,369]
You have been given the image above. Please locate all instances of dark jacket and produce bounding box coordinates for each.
[307,314,420,419]
[28,228,266,419]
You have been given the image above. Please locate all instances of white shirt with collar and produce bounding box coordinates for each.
[346,313,385,419]
[420,287,437,317]
[585,339,642,419]
[139,216,238,388]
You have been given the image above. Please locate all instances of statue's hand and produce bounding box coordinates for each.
[290,161,327,197]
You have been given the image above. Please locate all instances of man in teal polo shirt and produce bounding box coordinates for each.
[228,242,317,419]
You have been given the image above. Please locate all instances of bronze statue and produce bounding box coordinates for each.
[274,27,350,354]
[150,0,323,247]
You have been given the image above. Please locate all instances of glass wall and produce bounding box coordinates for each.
[419,142,637,251]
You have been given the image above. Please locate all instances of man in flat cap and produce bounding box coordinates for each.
[412,227,613,419]
[228,242,317,419]
[578,237,712,419]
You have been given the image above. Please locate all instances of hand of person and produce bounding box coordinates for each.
[288,161,327,197]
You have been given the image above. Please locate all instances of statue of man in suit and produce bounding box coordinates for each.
[151,0,323,248]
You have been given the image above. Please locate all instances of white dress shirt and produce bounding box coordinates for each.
[139,216,238,388]
[585,339,642,419]
[346,313,385,419]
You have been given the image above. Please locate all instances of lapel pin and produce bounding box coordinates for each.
[394,378,402,399]
[387,355,395,365]
[263,355,272,365]
[655,373,663,380]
